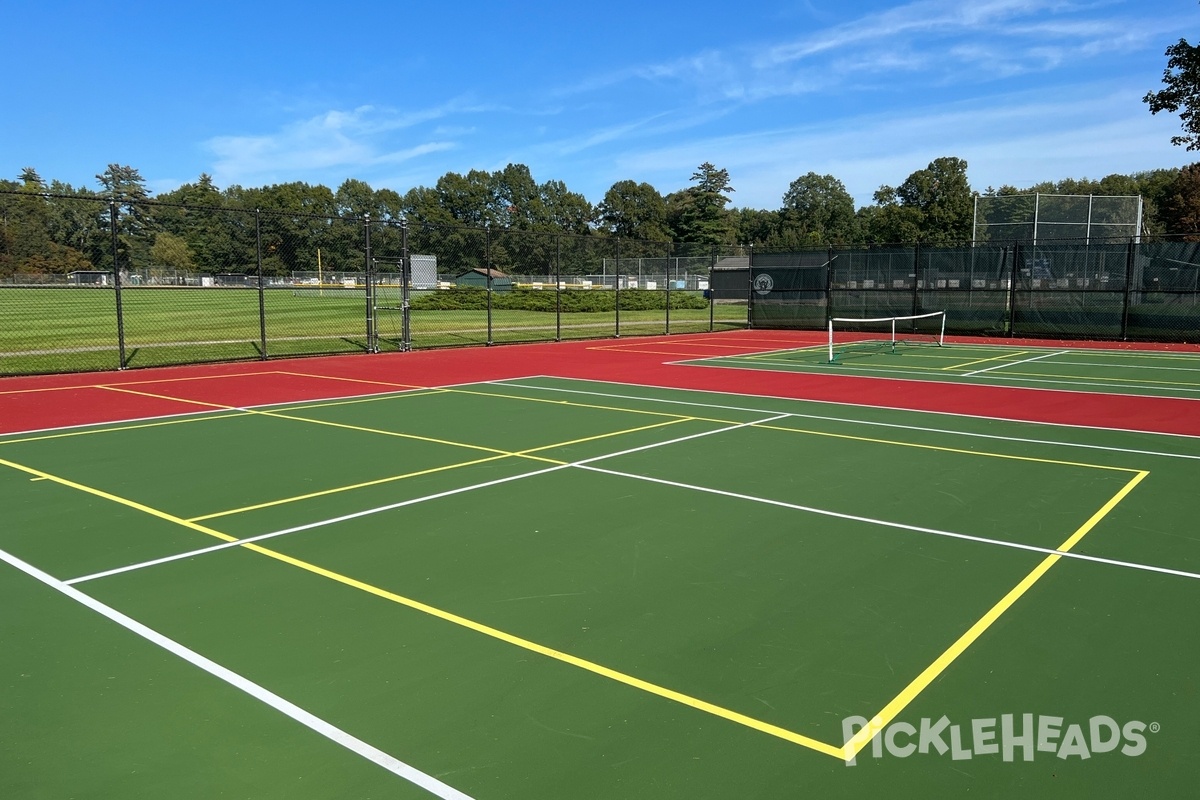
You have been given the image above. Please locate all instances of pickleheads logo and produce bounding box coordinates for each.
[841,714,1157,765]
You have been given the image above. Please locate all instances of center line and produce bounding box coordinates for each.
[964,350,1067,377]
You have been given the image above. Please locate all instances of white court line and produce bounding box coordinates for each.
[964,350,1068,377]
[0,376,502,442]
[0,547,474,800]
[575,465,1200,583]
[66,413,789,585]
[676,357,1200,399]
[485,380,1200,461]
[1049,360,1200,374]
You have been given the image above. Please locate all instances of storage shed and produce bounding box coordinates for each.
[454,268,512,292]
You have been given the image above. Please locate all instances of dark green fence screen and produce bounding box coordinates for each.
[749,240,1200,342]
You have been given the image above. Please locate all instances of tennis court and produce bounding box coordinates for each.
[680,334,1200,400]
[2,336,1199,798]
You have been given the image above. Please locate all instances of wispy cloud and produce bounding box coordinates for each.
[205,103,478,187]
[609,84,1184,207]
[195,0,1191,206]
[552,0,1163,105]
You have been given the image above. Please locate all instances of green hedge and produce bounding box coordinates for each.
[409,288,709,312]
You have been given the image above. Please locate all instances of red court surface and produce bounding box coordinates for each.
[3,330,1199,437]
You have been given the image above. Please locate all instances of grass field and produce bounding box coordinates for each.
[0,287,748,374]
[2,367,1198,798]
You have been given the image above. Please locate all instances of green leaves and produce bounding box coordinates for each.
[1145,36,1200,150]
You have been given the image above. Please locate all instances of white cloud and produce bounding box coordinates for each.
[205,103,475,187]
[609,84,1188,208]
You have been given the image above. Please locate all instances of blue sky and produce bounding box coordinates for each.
[4,0,1198,209]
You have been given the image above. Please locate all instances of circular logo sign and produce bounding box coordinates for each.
[752,273,774,295]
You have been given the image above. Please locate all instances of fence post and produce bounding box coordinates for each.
[363,214,375,353]
[256,209,267,359]
[912,241,922,317]
[825,245,836,323]
[1121,238,1135,340]
[401,219,411,351]
[486,225,493,345]
[614,237,621,338]
[110,201,127,369]
[665,241,672,335]
[711,241,720,332]
[555,234,562,342]
[746,243,756,329]
[1007,243,1019,337]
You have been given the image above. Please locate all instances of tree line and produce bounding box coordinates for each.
[1,157,1198,279]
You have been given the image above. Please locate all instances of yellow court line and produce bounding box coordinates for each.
[186,454,514,522]
[0,453,842,760]
[587,345,739,358]
[100,385,552,462]
[26,381,1138,484]
[251,544,846,759]
[755,423,1141,474]
[101,379,1141,477]
[842,469,1149,761]
[941,350,1028,371]
[188,416,695,522]
[0,410,254,447]
[0,383,104,397]
[275,370,722,424]
[99,385,249,412]
[272,370,429,391]
[743,347,828,361]
[0,457,238,544]
[278,374,712,425]
[270,389,451,414]
[0,369,285,397]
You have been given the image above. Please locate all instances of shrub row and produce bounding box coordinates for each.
[409,288,709,312]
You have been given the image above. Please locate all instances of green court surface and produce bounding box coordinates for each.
[2,377,1199,798]
[680,341,1200,399]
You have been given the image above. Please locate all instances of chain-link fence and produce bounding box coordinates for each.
[749,239,1200,341]
[0,192,744,375]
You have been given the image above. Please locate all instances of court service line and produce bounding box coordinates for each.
[98,385,547,462]
[951,350,1061,377]
[841,469,1148,762]
[683,355,1200,398]
[65,414,785,585]
[0,409,255,447]
[0,548,474,800]
[981,368,1200,390]
[575,464,1198,583]
[943,350,1028,371]
[0,376,503,443]
[488,380,1200,461]
[188,416,693,523]
[1049,360,1200,374]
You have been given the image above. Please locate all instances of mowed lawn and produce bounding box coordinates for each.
[0,287,746,373]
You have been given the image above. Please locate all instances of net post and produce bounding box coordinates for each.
[827,317,835,363]
[939,309,946,346]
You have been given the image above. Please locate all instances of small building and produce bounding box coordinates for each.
[454,268,512,292]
